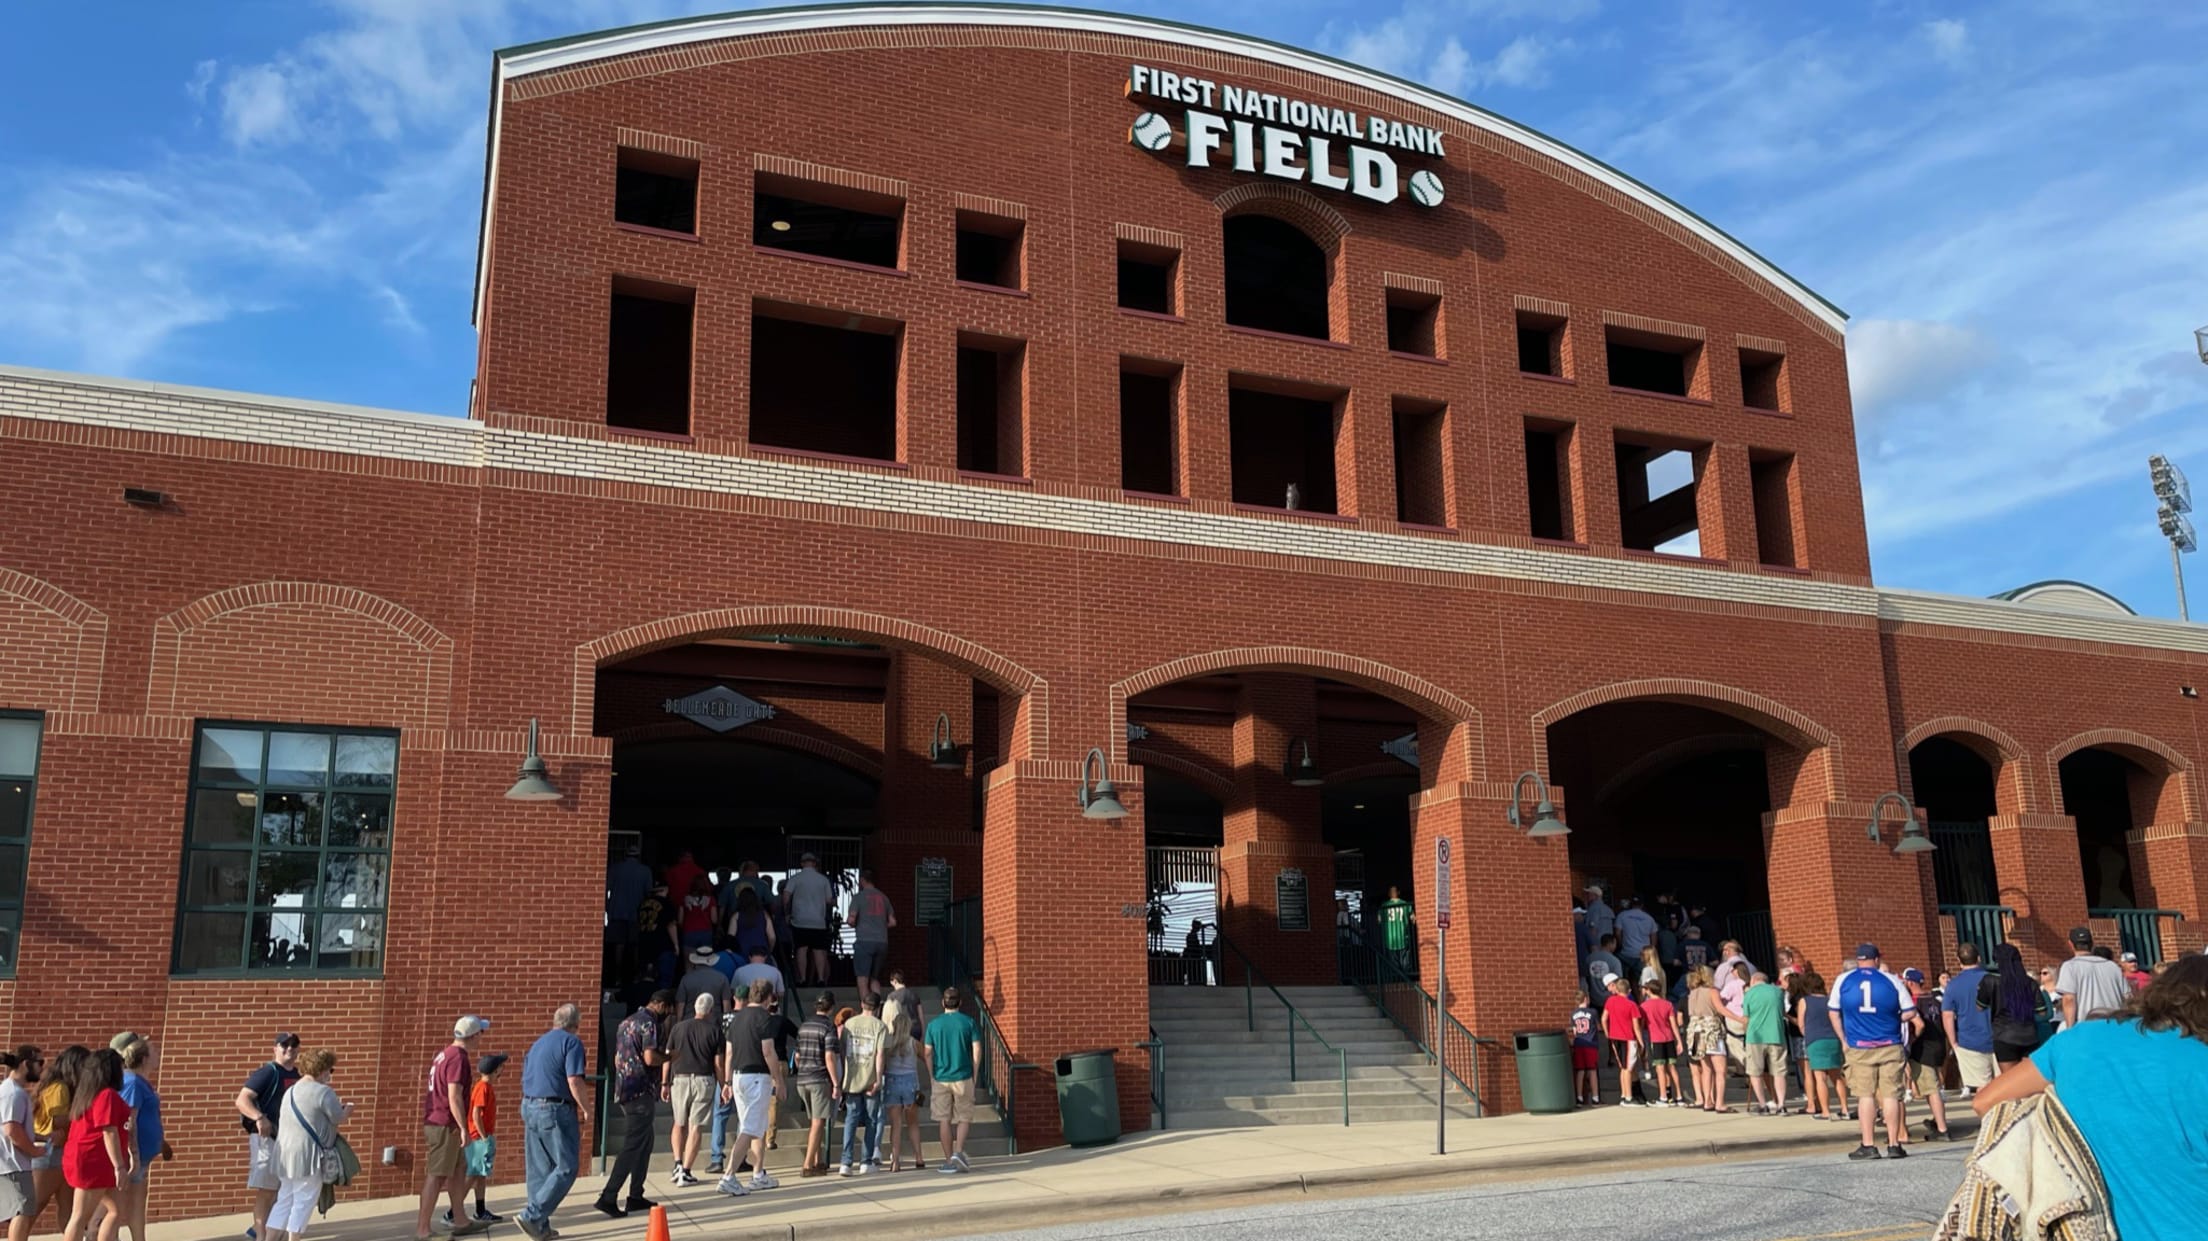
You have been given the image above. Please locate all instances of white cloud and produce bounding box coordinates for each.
[1925,19,1969,68]
[1488,35,1551,88]
[1318,0,1591,94]
[1845,319,1998,423]
[219,64,300,147]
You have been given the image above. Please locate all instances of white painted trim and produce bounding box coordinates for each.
[21,364,2208,658]
[481,4,1843,334]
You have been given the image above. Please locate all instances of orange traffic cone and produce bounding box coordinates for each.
[645,1203,671,1241]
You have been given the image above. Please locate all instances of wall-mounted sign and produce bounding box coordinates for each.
[1127,723,1151,742]
[1277,867,1311,931]
[663,685,776,733]
[1127,63,1444,208]
[914,858,954,927]
[1381,732,1419,769]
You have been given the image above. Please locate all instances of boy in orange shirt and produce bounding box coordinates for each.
[457,1052,508,1225]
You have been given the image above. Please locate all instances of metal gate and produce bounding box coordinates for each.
[1147,846,1219,985]
[1930,821,1997,906]
[2091,908,2184,967]
[1727,911,1776,979]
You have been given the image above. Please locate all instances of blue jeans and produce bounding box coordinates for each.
[840,1092,881,1167]
[709,1089,734,1164]
[519,1099,580,1227]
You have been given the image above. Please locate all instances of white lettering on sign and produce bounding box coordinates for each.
[1127,63,1444,209]
[1436,836,1453,929]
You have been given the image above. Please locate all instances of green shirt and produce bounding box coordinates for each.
[1380,900,1413,951]
[1744,982,1785,1046]
[924,1010,979,1083]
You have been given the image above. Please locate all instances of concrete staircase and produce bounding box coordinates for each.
[1148,985,1479,1128]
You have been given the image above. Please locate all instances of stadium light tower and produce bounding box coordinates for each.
[2195,325,2207,365]
[2151,454,2195,621]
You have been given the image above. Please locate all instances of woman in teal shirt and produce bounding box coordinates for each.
[1972,954,2208,1238]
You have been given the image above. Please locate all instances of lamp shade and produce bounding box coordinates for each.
[1285,738,1323,787]
[1082,776,1128,819]
[504,718,562,802]
[1528,800,1571,837]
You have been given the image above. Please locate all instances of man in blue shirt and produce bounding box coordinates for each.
[1828,942,1919,1161]
[516,1004,591,1241]
[1941,942,1996,1093]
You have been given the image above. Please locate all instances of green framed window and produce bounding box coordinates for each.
[0,712,41,978]
[173,723,397,976]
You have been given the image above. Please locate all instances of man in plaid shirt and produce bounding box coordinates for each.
[593,990,675,1219]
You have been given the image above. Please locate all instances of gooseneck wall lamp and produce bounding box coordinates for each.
[504,717,562,802]
[1505,770,1570,838]
[1077,747,1128,819]
[928,712,964,770]
[1285,737,1324,787]
[1867,790,1938,855]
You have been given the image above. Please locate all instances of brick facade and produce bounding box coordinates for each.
[2,5,2205,1216]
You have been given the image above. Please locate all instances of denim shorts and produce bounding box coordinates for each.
[882,1072,919,1109]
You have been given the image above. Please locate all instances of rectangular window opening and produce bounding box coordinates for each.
[955,212,1025,290]
[749,301,902,462]
[1615,434,1707,555]
[174,722,396,977]
[606,278,695,435]
[1229,379,1341,514]
[1116,239,1179,315]
[754,172,903,269]
[1523,419,1576,541]
[1391,398,1450,527]
[1385,288,1442,358]
[0,712,40,978]
[1740,348,1788,413]
[1605,326,1702,398]
[1120,359,1180,496]
[1751,450,1803,568]
[1516,310,1568,377]
[957,333,1027,476]
[615,148,699,234]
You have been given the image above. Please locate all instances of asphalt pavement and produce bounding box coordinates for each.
[954,1145,1968,1241]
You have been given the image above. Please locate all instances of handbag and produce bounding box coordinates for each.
[289,1095,343,1184]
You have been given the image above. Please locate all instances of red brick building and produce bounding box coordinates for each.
[3,4,2205,1217]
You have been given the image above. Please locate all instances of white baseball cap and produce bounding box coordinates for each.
[1602,973,1622,987]
[453,1015,491,1039]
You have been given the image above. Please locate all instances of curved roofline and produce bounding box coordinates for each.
[473,2,1847,331]
[1992,579,2137,615]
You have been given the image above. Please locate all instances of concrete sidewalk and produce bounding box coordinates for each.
[146,1104,1961,1241]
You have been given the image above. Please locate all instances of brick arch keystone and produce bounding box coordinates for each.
[574,605,1048,759]
[1901,715,2036,813]
[0,567,109,713]
[1214,183,1352,250]
[2046,727,2198,821]
[1109,647,1482,778]
[1530,678,1844,800]
[1127,745,1236,805]
[149,581,452,718]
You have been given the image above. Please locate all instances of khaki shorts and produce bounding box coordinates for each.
[1844,1045,1906,1101]
[671,1074,716,1127]
[1955,1047,1998,1089]
[1909,1060,1945,1097]
[930,1078,975,1125]
[424,1125,464,1178]
[795,1081,834,1124]
[1744,1043,1788,1078]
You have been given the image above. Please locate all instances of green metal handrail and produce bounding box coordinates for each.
[1338,926,1488,1115]
[1137,1026,1166,1131]
[1939,904,2016,953]
[2089,907,2187,967]
[1211,930,1350,1125]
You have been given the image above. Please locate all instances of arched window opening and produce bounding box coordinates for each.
[1223,214,1330,340]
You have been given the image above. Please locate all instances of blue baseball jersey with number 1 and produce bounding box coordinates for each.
[1829,967,1910,1048]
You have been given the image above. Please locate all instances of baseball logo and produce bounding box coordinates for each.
[1408,169,1445,207]
[1129,111,1173,152]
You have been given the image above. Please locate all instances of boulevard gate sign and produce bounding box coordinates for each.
[1126,63,1445,208]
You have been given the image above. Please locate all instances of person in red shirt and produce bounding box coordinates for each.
[2121,953,2153,992]
[1640,980,1684,1106]
[1601,975,1648,1106]
[60,1048,132,1241]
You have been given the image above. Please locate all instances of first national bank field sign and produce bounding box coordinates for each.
[1126,64,1445,208]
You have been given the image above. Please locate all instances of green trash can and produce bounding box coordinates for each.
[1054,1048,1122,1147]
[1512,1029,1574,1115]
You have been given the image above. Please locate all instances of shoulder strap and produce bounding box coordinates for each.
[288,1094,331,1151]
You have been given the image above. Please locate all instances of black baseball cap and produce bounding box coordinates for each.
[2069,927,2094,947]
[273,1032,300,1048]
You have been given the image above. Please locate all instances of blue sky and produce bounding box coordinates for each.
[4,1,2206,612]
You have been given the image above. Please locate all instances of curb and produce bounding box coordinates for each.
[698,1128,1876,1241]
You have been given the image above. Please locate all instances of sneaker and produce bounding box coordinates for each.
[669,1165,687,1186]
[624,1196,656,1212]
[442,1209,454,1227]
[706,1159,725,1174]
[247,1231,259,1241]
[716,1177,750,1197]
[1925,1125,1956,1143]
[939,1162,960,1175]
[750,1173,779,1190]
[856,1160,873,1174]
[472,1207,504,1223]
[1886,1146,1909,1160]
[951,1151,972,1171]
[593,1199,628,1220]
[838,1163,854,1177]
[513,1220,545,1241]
[1848,1144,1882,1161]
[676,1169,701,1187]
